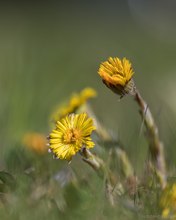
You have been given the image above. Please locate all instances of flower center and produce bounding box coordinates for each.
[63,129,82,144]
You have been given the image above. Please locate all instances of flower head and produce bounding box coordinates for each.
[50,88,97,122]
[80,87,97,100]
[98,57,135,97]
[49,113,96,161]
[160,183,176,218]
[22,133,47,154]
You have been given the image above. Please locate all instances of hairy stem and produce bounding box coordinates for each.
[134,90,166,188]
[80,148,123,206]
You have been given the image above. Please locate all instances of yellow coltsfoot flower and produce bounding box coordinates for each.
[98,57,136,97]
[49,113,96,161]
[22,132,47,154]
[160,183,176,219]
[50,87,97,122]
[80,87,97,100]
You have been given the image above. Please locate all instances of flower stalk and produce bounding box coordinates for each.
[80,147,107,178]
[115,148,134,179]
[80,148,125,206]
[134,90,167,188]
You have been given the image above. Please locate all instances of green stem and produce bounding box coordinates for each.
[80,148,123,206]
[134,90,167,188]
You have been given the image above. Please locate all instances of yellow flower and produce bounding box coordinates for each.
[49,113,96,161]
[160,183,176,218]
[98,57,135,97]
[22,133,47,154]
[80,87,97,100]
[162,208,170,218]
[50,87,97,122]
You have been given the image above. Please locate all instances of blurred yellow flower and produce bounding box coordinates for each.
[49,113,96,161]
[98,57,135,97]
[160,183,176,219]
[162,208,170,218]
[50,87,97,122]
[23,133,47,154]
[80,87,97,100]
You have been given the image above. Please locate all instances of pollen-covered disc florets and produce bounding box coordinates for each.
[98,57,136,97]
[49,113,95,161]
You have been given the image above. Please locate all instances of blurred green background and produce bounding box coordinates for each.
[0,1,176,219]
